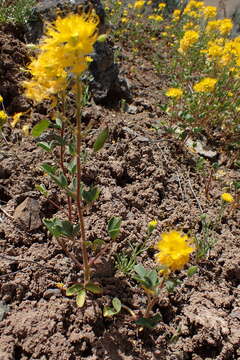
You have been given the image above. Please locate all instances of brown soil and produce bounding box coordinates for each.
[0,25,240,360]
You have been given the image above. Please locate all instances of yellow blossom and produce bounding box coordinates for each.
[166,87,183,99]
[158,3,166,9]
[178,30,199,54]
[148,14,163,21]
[11,112,25,128]
[0,110,7,128]
[172,9,181,21]
[221,193,234,203]
[134,0,145,9]
[155,231,195,272]
[121,17,128,23]
[23,11,99,102]
[206,19,233,35]
[166,87,183,98]
[227,91,233,97]
[202,5,217,18]
[193,77,217,92]
[0,95,3,103]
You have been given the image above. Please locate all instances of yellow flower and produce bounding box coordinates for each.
[202,5,217,18]
[23,11,99,102]
[221,193,234,203]
[121,17,128,23]
[0,95,3,103]
[148,220,158,234]
[0,110,7,127]
[172,9,181,21]
[134,0,145,9]
[178,30,199,54]
[11,112,24,127]
[166,87,183,98]
[155,231,195,272]
[227,91,233,97]
[206,19,233,35]
[148,14,163,21]
[158,3,166,9]
[193,77,217,93]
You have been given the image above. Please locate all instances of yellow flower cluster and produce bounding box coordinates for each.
[134,0,145,9]
[23,11,99,102]
[193,77,217,92]
[0,109,7,128]
[179,30,199,54]
[221,193,234,203]
[165,87,183,98]
[206,18,233,35]
[172,9,181,22]
[155,231,195,272]
[148,14,163,21]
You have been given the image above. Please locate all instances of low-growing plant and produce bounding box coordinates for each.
[20,8,124,306]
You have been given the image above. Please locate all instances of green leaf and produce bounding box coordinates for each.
[93,127,109,152]
[76,289,86,307]
[103,306,117,318]
[187,266,198,277]
[92,239,105,251]
[135,313,162,329]
[67,142,76,156]
[40,163,57,175]
[32,119,50,137]
[133,264,147,279]
[35,184,48,197]
[43,218,79,238]
[52,134,66,146]
[51,173,68,188]
[107,217,122,240]
[37,142,52,152]
[81,186,100,203]
[85,282,103,294]
[65,159,77,175]
[148,270,159,287]
[66,284,83,296]
[112,297,121,313]
[55,117,62,129]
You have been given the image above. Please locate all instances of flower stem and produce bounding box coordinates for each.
[75,77,90,285]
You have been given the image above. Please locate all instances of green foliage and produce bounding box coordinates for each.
[133,264,160,294]
[195,214,216,261]
[93,127,109,152]
[0,0,36,25]
[135,313,162,329]
[32,119,50,137]
[107,217,122,240]
[115,242,148,275]
[103,297,121,317]
[43,218,79,238]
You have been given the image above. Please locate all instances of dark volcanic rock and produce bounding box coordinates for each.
[24,0,131,104]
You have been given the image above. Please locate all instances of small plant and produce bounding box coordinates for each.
[22,9,123,307]
[109,229,196,329]
[115,220,158,275]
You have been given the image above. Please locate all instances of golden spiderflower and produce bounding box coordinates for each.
[155,231,195,272]
[193,77,217,92]
[166,87,183,99]
[221,193,234,203]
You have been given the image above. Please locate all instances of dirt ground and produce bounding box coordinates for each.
[0,23,240,360]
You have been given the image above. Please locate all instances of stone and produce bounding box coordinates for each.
[24,0,131,104]
[14,197,42,230]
